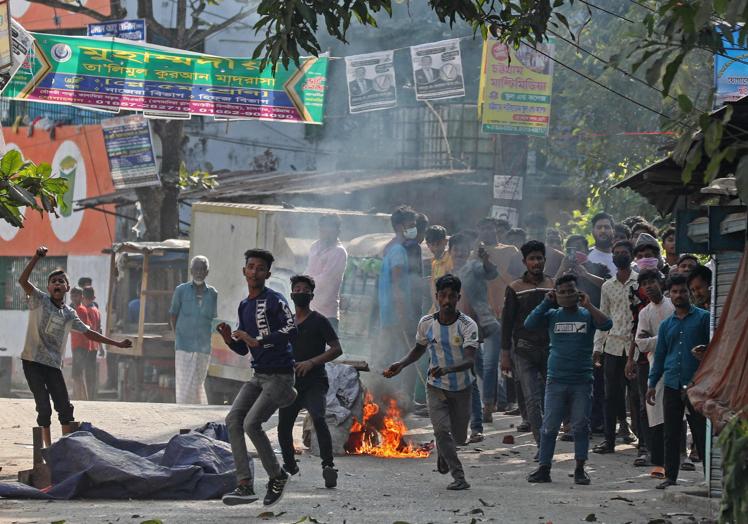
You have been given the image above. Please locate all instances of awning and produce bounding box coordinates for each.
[613,157,707,215]
[613,96,748,215]
[107,239,191,254]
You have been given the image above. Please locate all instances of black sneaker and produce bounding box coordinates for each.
[656,479,678,490]
[517,420,531,432]
[446,478,470,490]
[574,467,591,485]
[527,465,551,483]
[592,441,615,454]
[284,463,299,476]
[322,466,338,488]
[263,470,289,506]
[222,484,258,505]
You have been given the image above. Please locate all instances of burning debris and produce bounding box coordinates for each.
[345,392,432,458]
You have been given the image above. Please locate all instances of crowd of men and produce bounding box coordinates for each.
[379,206,711,491]
[16,204,712,507]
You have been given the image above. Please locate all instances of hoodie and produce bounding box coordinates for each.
[229,287,296,373]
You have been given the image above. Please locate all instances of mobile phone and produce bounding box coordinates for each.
[565,246,577,262]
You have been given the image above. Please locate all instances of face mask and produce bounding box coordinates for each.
[556,291,578,308]
[403,227,418,240]
[291,293,313,308]
[636,257,659,271]
[613,254,632,269]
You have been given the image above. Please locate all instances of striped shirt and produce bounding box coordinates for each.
[416,312,479,392]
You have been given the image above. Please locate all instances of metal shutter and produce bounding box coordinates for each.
[707,250,743,499]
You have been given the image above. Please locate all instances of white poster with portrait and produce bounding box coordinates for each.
[491,205,519,227]
[410,38,465,101]
[345,50,397,114]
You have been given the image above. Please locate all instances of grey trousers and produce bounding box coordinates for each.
[427,384,471,481]
[226,372,297,482]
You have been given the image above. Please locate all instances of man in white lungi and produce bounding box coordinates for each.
[170,256,218,404]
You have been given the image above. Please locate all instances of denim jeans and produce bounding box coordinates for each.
[538,380,593,467]
[226,372,297,482]
[482,327,507,409]
[513,344,548,443]
[470,346,484,434]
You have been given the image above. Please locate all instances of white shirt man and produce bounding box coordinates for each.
[306,215,348,327]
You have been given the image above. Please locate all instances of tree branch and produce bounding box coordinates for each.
[185,0,208,44]
[176,0,187,46]
[136,0,170,43]
[186,9,251,49]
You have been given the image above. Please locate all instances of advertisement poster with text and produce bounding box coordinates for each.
[481,39,554,137]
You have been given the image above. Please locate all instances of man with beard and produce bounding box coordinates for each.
[384,274,478,491]
[170,256,218,404]
[647,274,709,489]
[593,240,638,454]
[501,241,555,453]
[587,212,617,277]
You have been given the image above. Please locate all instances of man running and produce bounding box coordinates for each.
[277,275,342,489]
[384,274,479,491]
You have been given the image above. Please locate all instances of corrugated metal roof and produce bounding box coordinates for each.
[77,168,477,209]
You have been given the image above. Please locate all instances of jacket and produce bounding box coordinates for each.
[229,287,296,372]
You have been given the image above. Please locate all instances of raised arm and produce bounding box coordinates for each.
[19,247,47,295]
[524,292,554,330]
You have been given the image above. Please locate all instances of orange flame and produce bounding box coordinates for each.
[347,391,430,458]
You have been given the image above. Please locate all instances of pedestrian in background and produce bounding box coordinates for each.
[306,214,348,331]
[170,256,218,405]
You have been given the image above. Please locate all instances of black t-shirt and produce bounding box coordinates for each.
[292,311,339,382]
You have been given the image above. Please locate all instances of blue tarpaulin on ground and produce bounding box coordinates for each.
[0,422,250,500]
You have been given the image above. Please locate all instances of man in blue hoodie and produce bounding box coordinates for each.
[525,274,612,485]
[218,249,298,507]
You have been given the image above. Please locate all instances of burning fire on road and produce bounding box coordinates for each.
[345,391,432,458]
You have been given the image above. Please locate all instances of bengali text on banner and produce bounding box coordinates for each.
[480,38,554,137]
[1,30,328,124]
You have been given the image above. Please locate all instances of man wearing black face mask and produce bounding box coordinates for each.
[593,240,638,454]
[277,275,343,489]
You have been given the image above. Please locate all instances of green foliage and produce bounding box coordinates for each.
[177,162,218,190]
[0,150,68,228]
[718,414,748,524]
[566,160,664,240]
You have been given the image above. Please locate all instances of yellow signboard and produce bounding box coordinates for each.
[480,38,554,137]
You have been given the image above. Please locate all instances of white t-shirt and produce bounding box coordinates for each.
[588,247,617,276]
[21,287,89,369]
[416,312,479,392]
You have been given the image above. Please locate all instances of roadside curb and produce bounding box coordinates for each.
[662,488,721,519]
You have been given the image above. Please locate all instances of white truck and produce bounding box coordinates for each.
[189,202,392,403]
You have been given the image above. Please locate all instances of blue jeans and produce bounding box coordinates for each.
[538,380,592,467]
[470,346,484,433]
[482,327,507,409]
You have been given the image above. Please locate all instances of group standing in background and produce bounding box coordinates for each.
[14,202,716,503]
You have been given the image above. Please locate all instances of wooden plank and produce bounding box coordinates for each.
[136,254,150,356]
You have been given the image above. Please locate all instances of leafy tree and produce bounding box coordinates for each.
[1,0,250,238]
[255,0,748,204]
[0,150,68,227]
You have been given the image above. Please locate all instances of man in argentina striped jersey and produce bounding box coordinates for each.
[384,274,479,491]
